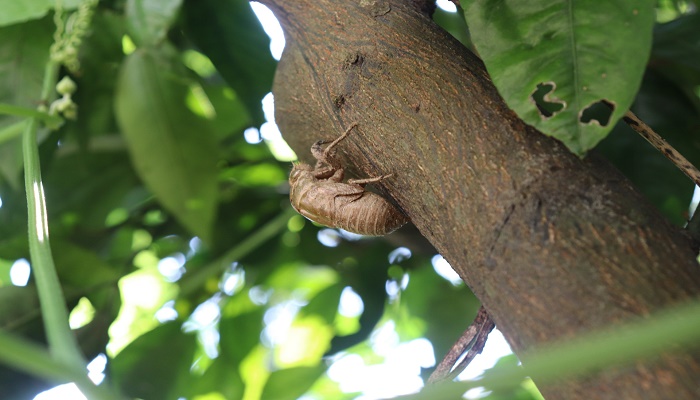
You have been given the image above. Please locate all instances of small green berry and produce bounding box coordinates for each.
[56,76,77,95]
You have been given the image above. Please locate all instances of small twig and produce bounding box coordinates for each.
[427,306,496,384]
[621,110,700,241]
[622,111,700,188]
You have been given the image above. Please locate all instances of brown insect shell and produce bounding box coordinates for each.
[289,162,408,236]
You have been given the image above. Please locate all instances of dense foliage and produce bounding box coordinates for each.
[0,0,698,399]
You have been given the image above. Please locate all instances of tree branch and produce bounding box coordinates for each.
[260,0,700,398]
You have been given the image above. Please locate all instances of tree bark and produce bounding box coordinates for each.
[258,0,700,398]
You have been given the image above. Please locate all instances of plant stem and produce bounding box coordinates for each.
[0,331,121,400]
[0,103,63,125]
[0,120,28,144]
[179,207,296,295]
[23,60,86,371]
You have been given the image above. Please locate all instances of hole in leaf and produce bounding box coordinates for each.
[531,82,565,118]
[580,100,614,127]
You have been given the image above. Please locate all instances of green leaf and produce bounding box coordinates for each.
[115,48,219,243]
[188,358,245,400]
[299,282,343,324]
[0,17,54,188]
[0,285,41,332]
[68,9,126,150]
[183,0,276,126]
[51,241,120,291]
[260,365,327,400]
[462,0,655,155]
[44,151,140,230]
[199,83,252,140]
[110,322,197,400]
[653,13,700,74]
[0,0,82,27]
[401,264,478,361]
[219,308,265,364]
[125,0,183,47]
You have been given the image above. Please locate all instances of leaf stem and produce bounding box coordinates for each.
[0,103,63,125]
[18,52,118,399]
[621,111,700,241]
[179,207,296,295]
[23,59,86,370]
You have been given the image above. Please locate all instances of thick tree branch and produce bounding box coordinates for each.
[260,0,700,398]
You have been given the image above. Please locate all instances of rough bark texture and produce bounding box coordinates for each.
[258,0,700,398]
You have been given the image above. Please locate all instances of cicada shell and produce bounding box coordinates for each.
[288,124,408,235]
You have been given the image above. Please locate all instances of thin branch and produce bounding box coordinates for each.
[622,110,700,188]
[427,306,495,384]
[621,110,700,240]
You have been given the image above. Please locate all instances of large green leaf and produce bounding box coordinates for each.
[652,13,700,75]
[115,48,219,243]
[183,0,276,126]
[44,151,140,230]
[461,0,655,155]
[0,17,53,188]
[125,0,183,47]
[0,0,82,27]
[219,308,265,364]
[187,357,245,400]
[260,365,327,400]
[110,322,197,400]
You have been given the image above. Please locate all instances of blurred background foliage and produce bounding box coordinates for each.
[0,0,698,399]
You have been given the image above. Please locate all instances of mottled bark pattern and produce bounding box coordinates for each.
[261,0,700,398]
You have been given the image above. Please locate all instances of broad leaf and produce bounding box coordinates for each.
[653,13,700,68]
[110,322,197,400]
[219,308,265,365]
[0,17,53,188]
[260,365,327,400]
[183,0,276,126]
[461,0,655,155]
[0,0,82,27]
[125,0,183,47]
[115,48,219,243]
[188,357,245,400]
[44,151,140,230]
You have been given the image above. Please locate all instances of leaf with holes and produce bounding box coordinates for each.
[461,0,655,155]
